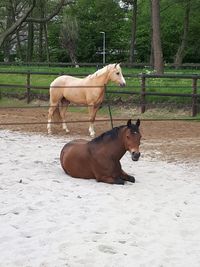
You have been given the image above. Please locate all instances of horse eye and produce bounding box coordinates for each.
[116,72,120,75]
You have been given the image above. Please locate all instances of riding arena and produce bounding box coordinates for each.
[0,64,200,266]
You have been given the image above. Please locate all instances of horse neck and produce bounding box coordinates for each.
[103,128,127,160]
[114,128,128,159]
[96,72,110,85]
[87,67,111,86]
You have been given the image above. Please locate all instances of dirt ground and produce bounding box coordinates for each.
[0,107,200,165]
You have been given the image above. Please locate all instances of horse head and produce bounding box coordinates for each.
[124,119,141,161]
[108,63,126,87]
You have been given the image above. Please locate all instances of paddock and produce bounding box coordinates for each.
[0,109,200,266]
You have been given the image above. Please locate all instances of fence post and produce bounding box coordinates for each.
[26,71,31,104]
[192,77,197,117]
[140,73,146,113]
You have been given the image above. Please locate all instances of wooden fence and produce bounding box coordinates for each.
[0,70,200,116]
[2,61,200,69]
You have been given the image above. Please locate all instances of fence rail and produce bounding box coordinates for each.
[0,70,200,117]
[1,117,200,128]
[2,61,200,69]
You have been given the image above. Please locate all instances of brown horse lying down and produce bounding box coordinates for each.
[60,119,141,185]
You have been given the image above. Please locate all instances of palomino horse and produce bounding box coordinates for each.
[47,63,126,137]
[60,119,141,185]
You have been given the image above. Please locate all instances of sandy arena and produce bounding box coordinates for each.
[0,107,200,163]
[0,108,200,267]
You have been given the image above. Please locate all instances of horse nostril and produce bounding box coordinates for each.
[131,152,140,161]
[120,82,126,87]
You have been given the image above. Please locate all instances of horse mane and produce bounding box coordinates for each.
[87,66,108,79]
[88,64,116,79]
[90,122,140,144]
[90,125,125,144]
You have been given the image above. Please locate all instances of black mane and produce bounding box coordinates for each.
[90,123,139,144]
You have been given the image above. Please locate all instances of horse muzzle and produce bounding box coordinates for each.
[131,152,140,161]
[119,82,126,87]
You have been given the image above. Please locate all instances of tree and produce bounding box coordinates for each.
[60,14,78,64]
[174,0,191,67]
[0,0,73,61]
[129,0,137,63]
[0,0,36,49]
[3,0,14,61]
[151,0,164,73]
[1,0,200,64]
[125,0,138,63]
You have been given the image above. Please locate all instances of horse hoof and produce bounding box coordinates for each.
[90,133,95,138]
[128,176,135,183]
[65,129,70,134]
[48,130,52,135]
[115,178,125,185]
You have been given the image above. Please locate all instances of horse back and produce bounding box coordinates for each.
[50,75,83,87]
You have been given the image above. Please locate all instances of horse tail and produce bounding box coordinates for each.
[52,97,69,121]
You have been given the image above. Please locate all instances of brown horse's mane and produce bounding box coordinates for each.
[90,125,125,143]
[90,123,139,144]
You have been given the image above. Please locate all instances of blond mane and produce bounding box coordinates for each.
[88,64,118,79]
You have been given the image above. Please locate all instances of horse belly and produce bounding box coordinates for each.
[51,76,87,104]
[63,88,87,104]
[60,143,94,179]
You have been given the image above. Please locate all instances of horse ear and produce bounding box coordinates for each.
[136,119,140,128]
[114,63,121,68]
[127,119,132,128]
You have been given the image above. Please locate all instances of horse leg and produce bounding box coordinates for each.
[59,98,70,133]
[47,101,58,134]
[88,105,99,138]
[121,169,135,183]
[96,176,125,185]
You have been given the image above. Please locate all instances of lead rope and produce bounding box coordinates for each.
[105,84,113,130]
[108,103,113,129]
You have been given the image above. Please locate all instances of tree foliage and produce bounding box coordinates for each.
[0,0,200,64]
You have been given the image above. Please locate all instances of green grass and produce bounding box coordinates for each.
[0,65,200,107]
[0,97,29,107]
[0,97,199,121]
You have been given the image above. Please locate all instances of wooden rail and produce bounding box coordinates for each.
[1,61,200,69]
[0,71,199,116]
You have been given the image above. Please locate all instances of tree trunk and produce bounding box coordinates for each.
[151,0,164,74]
[38,0,45,61]
[174,0,191,67]
[39,23,43,61]
[68,43,78,65]
[149,0,154,66]
[129,0,137,63]
[3,0,14,61]
[16,28,23,60]
[26,19,34,62]
[44,23,50,62]
[61,14,78,64]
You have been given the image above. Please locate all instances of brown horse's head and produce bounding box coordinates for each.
[124,119,141,161]
[108,63,126,87]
